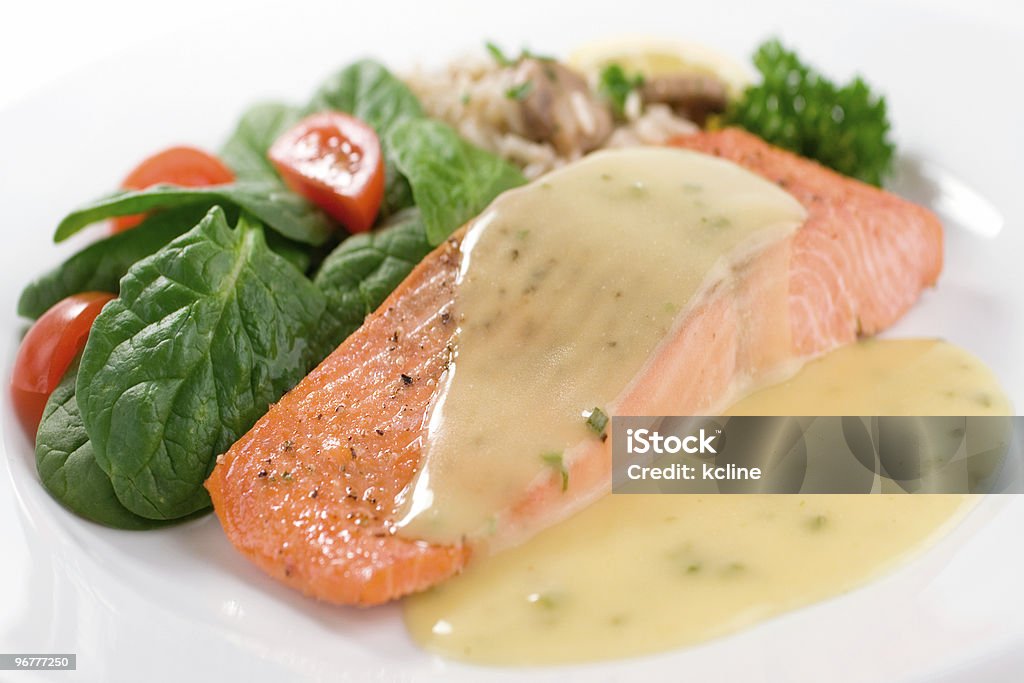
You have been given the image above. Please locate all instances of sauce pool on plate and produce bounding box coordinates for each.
[403,339,1009,665]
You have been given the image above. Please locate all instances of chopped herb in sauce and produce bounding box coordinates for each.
[585,407,609,435]
[722,561,747,576]
[807,514,828,531]
[541,451,569,491]
[527,591,561,610]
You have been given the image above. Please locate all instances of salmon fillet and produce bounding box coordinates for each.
[205,129,943,606]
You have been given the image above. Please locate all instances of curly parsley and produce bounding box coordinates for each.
[725,39,895,186]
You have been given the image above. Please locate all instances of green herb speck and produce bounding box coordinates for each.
[506,81,533,101]
[485,41,513,66]
[541,451,569,492]
[529,591,560,610]
[722,562,747,576]
[598,63,645,118]
[586,407,609,435]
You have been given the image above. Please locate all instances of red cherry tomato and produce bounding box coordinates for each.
[268,112,384,233]
[111,146,235,233]
[11,292,115,437]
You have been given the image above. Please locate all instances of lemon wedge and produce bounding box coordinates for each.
[569,36,752,98]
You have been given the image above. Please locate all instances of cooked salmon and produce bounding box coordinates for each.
[205,129,943,606]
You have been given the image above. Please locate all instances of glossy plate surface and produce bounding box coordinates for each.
[1,1,1023,680]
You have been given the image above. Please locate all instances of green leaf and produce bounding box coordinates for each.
[505,81,534,101]
[76,207,327,519]
[724,39,895,186]
[540,451,569,492]
[313,208,432,353]
[263,229,314,274]
[598,64,644,118]
[388,118,526,245]
[305,59,426,216]
[18,205,212,319]
[217,102,318,272]
[54,182,334,246]
[485,41,514,67]
[585,407,609,435]
[36,360,177,529]
[219,101,302,182]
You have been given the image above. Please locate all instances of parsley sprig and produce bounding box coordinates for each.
[725,39,895,186]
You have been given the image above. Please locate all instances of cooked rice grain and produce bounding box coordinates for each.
[404,55,699,179]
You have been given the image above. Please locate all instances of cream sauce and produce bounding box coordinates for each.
[403,339,1008,665]
[396,148,806,542]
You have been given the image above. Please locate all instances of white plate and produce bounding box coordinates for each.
[2,1,1023,681]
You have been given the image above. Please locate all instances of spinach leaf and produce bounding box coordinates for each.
[313,208,432,352]
[54,182,334,246]
[263,229,314,274]
[76,207,327,519]
[36,360,174,529]
[18,205,211,319]
[388,118,526,245]
[220,101,302,183]
[306,59,425,215]
[218,102,319,272]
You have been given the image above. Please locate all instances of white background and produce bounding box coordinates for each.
[2,1,1024,682]
[2,0,1022,110]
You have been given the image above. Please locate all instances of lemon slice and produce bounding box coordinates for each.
[569,36,752,98]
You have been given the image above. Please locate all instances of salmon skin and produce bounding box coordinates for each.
[206,129,942,606]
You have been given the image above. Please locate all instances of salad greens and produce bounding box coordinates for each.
[726,39,895,186]
[306,59,426,216]
[314,208,432,351]
[20,56,527,527]
[76,208,326,519]
[18,205,212,319]
[389,119,526,245]
[219,102,303,183]
[35,360,174,530]
[54,181,335,246]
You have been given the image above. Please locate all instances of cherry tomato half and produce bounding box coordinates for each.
[268,112,384,233]
[111,146,235,233]
[11,292,115,437]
